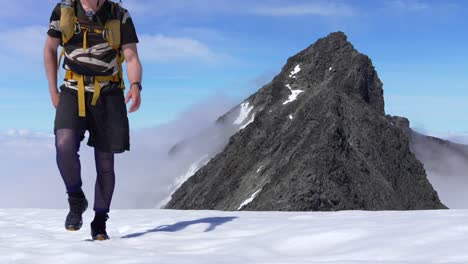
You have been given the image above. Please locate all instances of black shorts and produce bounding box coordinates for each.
[54,84,130,153]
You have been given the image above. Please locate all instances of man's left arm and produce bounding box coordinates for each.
[122,43,143,113]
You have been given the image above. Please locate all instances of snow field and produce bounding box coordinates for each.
[1,209,468,263]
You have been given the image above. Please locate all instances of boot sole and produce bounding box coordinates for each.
[92,234,110,241]
[66,226,81,231]
[65,219,83,231]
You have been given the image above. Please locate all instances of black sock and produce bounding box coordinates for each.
[67,189,85,199]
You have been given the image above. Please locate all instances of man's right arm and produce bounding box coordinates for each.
[44,35,61,108]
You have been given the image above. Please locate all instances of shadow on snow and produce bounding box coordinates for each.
[121,216,238,239]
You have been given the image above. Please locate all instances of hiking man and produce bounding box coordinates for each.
[43,0,142,240]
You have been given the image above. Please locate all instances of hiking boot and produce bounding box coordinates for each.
[65,196,88,231]
[91,213,110,241]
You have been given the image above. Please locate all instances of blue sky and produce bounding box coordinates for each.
[0,0,467,134]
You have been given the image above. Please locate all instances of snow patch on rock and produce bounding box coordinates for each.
[283,84,304,105]
[234,102,254,125]
[240,114,255,130]
[158,155,211,208]
[256,166,263,173]
[289,64,301,78]
[238,189,263,210]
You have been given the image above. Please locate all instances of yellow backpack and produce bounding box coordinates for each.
[58,0,125,117]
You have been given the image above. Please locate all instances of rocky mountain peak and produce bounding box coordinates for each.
[273,31,385,115]
[165,32,446,211]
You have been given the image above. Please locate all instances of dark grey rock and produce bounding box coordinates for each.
[386,115,411,138]
[165,32,447,211]
[387,115,468,208]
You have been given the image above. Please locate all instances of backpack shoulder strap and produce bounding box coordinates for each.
[108,1,125,20]
[104,1,124,50]
[60,0,79,44]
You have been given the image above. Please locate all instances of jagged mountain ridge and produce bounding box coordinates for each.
[165,32,446,211]
[388,116,468,208]
[388,116,468,159]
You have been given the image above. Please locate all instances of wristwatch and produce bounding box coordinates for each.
[131,82,143,91]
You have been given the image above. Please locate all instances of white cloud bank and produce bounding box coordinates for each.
[138,34,227,63]
[0,26,47,61]
[386,0,429,12]
[436,133,468,145]
[411,133,468,209]
[0,93,238,209]
[0,25,226,65]
[252,2,355,17]
[125,0,355,18]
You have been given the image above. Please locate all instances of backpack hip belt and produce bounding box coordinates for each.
[65,70,120,117]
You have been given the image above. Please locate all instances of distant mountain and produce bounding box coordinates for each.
[388,116,468,209]
[165,32,446,211]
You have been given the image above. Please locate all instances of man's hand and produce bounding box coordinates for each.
[125,85,141,113]
[51,90,60,109]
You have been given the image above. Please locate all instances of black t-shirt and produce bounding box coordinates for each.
[48,0,139,90]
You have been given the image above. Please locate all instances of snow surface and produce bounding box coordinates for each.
[237,189,262,210]
[1,209,468,263]
[233,102,254,125]
[283,84,304,105]
[289,64,301,78]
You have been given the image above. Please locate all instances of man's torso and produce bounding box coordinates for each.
[48,0,139,92]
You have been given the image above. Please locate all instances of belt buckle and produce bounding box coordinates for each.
[84,75,94,84]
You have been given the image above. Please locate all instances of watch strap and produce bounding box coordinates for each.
[130,81,142,91]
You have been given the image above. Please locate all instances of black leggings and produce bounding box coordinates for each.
[55,129,115,213]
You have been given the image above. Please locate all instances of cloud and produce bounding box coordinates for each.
[251,2,355,17]
[433,132,468,146]
[0,26,47,60]
[0,0,57,24]
[138,34,230,63]
[411,132,468,209]
[385,0,429,12]
[0,25,224,65]
[125,0,355,18]
[123,0,239,17]
[0,25,49,80]
[0,93,239,209]
[0,26,228,67]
